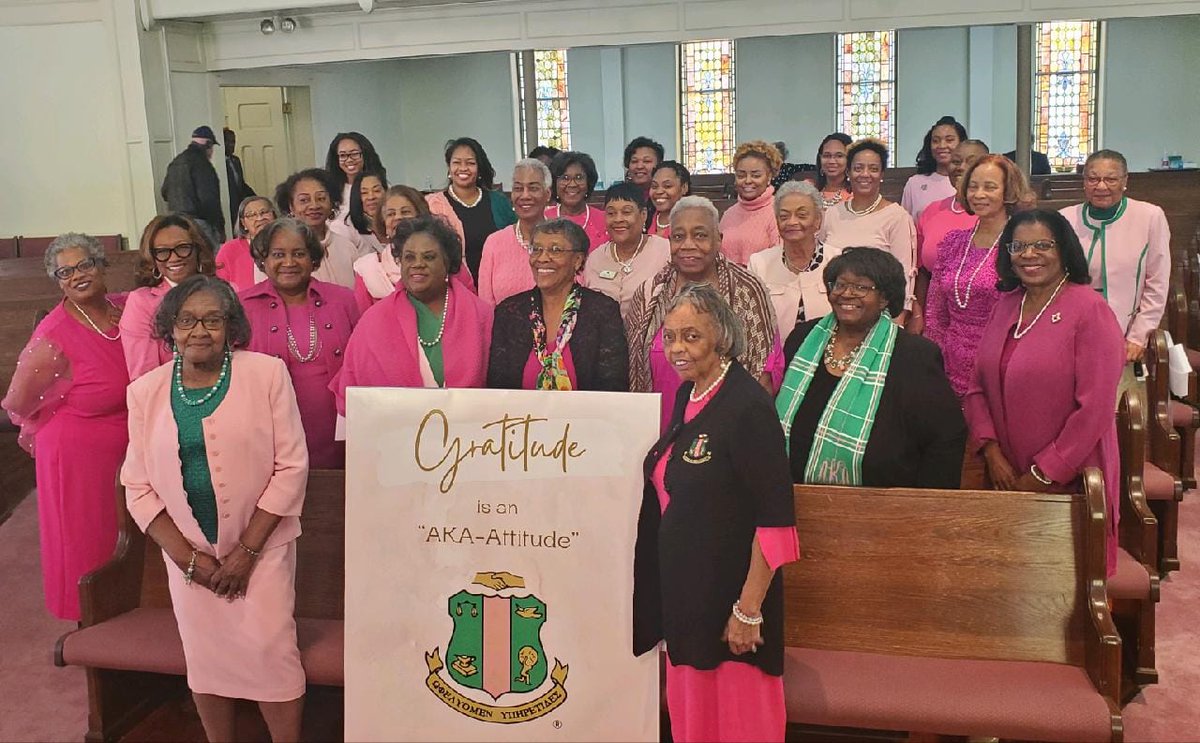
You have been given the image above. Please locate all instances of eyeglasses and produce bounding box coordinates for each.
[337,150,363,161]
[1005,240,1057,255]
[557,173,587,184]
[174,315,227,331]
[827,280,878,297]
[527,246,577,258]
[243,208,275,220]
[151,243,198,261]
[52,257,103,280]
[1084,176,1123,187]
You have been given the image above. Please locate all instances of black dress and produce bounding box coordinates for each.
[447,190,498,280]
[486,286,629,391]
[782,319,966,488]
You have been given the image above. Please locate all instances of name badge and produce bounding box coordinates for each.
[598,269,617,280]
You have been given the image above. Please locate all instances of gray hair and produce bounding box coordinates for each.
[514,157,553,189]
[45,232,106,278]
[774,180,824,218]
[531,218,590,254]
[669,195,720,231]
[1085,149,1128,175]
[663,283,747,359]
[234,196,279,238]
[249,217,325,270]
[152,274,252,348]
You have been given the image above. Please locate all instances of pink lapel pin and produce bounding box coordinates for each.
[1051,312,1062,323]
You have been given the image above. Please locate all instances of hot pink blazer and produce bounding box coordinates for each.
[121,351,309,558]
[120,282,173,380]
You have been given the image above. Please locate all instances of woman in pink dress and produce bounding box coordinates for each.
[719,140,782,265]
[924,154,1031,396]
[120,213,218,379]
[811,133,853,208]
[275,168,361,289]
[634,284,799,742]
[3,234,129,621]
[216,196,278,292]
[647,161,691,238]
[240,218,360,469]
[122,275,308,741]
[477,158,551,305]
[331,215,492,417]
[353,184,431,312]
[901,116,966,220]
[545,151,609,251]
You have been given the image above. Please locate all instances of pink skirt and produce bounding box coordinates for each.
[665,655,786,742]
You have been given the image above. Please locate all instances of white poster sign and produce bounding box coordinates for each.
[345,388,661,742]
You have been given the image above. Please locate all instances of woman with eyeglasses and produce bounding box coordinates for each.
[240,218,360,469]
[216,196,279,292]
[777,247,964,490]
[121,214,218,379]
[477,158,552,306]
[122,274,308,742]
[488,218,628,391]
[3,234,129,621]
[963,210,1123,575]
[546,151,609,252]
[1060,149,1170,364]
[324,132,386,246]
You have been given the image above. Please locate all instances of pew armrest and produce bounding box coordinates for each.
[1116,393,1160,573]
[78,482,147,627]
[1082,468,1123,713]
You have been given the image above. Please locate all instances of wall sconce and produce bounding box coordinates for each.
[260,16,297,35]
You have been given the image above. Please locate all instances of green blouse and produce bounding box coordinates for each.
[410,293,445,387]
[171,368,232,545]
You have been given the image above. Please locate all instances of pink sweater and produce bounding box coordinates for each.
[477,224,535,306]
[719,187,780,265]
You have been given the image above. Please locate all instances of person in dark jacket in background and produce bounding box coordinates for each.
[224,128,256,228]
[162,125,226,245]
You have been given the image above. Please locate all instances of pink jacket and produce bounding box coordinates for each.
[120,282,173,380]
[121,351,309,557]
[215,237,262,293]
[719,186,780,265]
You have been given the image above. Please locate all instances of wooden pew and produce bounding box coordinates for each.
[0,237,17,259]
[15,234,124,258]
[1143,330,1185,573]
[55,470,346,742]
[1165,277,1199,490]
[782,472,1122,741]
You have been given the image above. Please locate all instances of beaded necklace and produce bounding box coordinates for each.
[69,299,121,341]
[952,222,999,309]
[689,360,731,403]
[554,204,590,232]
[286,314,321,363]
[418,292,450,348]
[845,193,882,217]
[1013,275,1070,339]
[174,350,231,407]
[448,185,482,208]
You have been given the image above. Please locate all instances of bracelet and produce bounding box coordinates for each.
[183,549,198,585]
[1030,464,1053,486]
[238,541,262,558]
[731,601,763,626]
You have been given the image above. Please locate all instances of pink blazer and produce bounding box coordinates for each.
[120,282,173,380]
[121,351,309,558]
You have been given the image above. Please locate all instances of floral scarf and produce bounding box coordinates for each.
[531,286,581,390]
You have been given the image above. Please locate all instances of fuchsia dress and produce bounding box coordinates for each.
[915,196,977,274]
[2,300,129,620]
[120,281,173,379]
[240,279,360,468]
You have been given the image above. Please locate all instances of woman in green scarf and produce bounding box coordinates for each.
[776,247,965,487]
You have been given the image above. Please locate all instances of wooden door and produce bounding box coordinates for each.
[221,86,293,196]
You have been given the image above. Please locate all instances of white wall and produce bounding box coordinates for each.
[896,27,970,167]
[735,34,835,162]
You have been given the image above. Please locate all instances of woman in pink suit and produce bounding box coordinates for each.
[331,215,492,418]
[215,196,278,292]
[120,214,217,379]
[122,275,308,742]
[2,234,129,621]
[963,210,1123,575]
[240,218,360,469]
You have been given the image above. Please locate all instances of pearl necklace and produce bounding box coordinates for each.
[953,222,999,309]
[448,185,482,208]
[655,214,670,233]
[555,204,590,232]
[845,193,882,216]
[174,351,231,407]
[69,299,121,341]
[286,314,321,363]
[949,199,966,214]
[610,234,646,274]
[513,224,531,251]
[1012,275,1070,339]
[418,293,450,348]
[689,360,731,403]
[823,329,865,372]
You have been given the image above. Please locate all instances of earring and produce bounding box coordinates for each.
[153,267,162,280]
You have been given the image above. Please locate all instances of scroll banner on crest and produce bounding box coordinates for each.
[344,388,661,742]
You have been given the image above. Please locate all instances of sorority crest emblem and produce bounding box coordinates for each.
[681,433,712,464]
[425,571,569,723]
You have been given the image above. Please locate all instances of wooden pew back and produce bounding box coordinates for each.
[783,476,1113,679]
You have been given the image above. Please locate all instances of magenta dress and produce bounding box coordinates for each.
[922,228,1003,397]
[2,300,129,620]
[651,377,799,742]
[215,237,261,293]
[240,279,360,468]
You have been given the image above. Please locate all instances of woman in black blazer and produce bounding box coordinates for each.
[487,218,628,391]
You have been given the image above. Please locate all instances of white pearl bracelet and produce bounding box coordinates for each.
[732,601,763,626]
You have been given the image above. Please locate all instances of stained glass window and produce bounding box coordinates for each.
[1034,21,1100,172]
[516,49,571,153]
[680,40,736,175]
[836,31,896,157]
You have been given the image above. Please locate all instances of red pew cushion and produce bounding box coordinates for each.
[1108,548,1152,600]
[1143,463,1179,501]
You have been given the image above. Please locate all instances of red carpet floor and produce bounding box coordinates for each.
[1,487,1197,741]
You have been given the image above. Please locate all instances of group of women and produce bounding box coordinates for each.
[1,121,1169,742]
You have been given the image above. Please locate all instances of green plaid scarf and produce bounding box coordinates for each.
[774,313,897,485]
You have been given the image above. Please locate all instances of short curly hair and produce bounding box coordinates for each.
[391,215,464,276]
[822,247,906,318]
[275,168,342,215]
[550,151,600,201]
[733,140,783,174]
[152,274,252,349]
[249,217,325,270]
[847,138,890,170]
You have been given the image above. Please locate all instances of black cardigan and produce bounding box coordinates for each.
[633,362,795,676]
[487,286,629,391]
[782,319,967,488]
